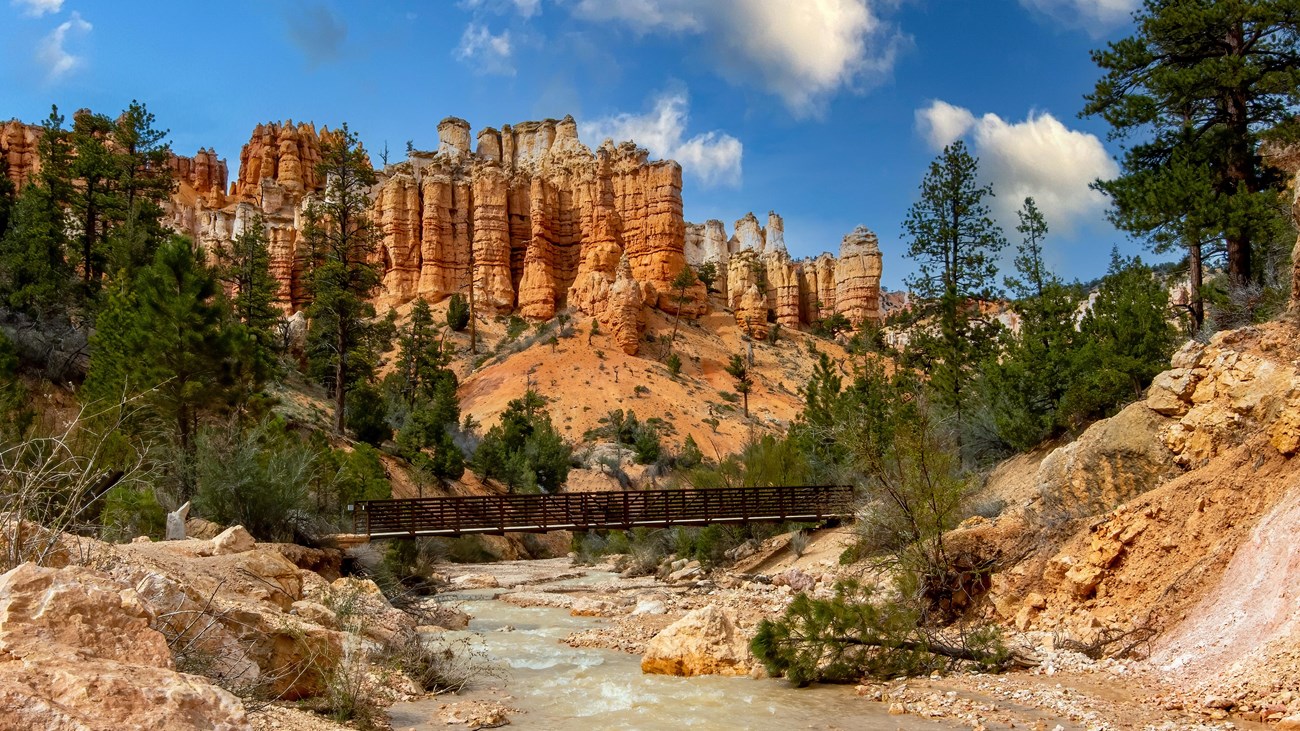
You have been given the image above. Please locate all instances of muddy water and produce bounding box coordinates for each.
[389,582,958,731]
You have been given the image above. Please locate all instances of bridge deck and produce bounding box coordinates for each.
[351,485,854,538]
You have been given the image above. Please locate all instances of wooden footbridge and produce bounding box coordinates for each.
[349,485,855,539]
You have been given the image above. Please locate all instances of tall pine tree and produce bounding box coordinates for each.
[0,108,75,319]
[980,198,1084,451]
[84,237,238,459]
[300,124,388,434]
[1084,0,1300,297]
[902,141,1006,447]
[217,214,281,376]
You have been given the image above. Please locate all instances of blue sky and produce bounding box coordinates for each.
[1,0,1157,289]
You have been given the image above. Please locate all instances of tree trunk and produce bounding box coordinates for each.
[1188,237,1205,330]
[1222,20,1255,287]
[334,326,346,434]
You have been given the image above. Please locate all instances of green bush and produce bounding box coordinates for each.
[346,382,391,446]
[446,293,470,331]
[191,420,319,542]
[666,352,682,376]
[471,390,571,493]
[100,485,167,541]
[752,580,1012,686]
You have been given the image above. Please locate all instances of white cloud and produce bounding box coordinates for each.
[1020,0,1139,34]
[569,0,904,115]
[512,0,541,17]
[455,23,515,75]
[11,0,62,17]
[37,10,90,82]
[916,100,975,150]
[581,92,743,188]
[460,0,541,18]
[913,101,1118,234]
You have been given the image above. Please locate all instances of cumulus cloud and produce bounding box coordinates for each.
[581,92,743,188]
[914,101,1118,234]
[915,100,976,150]
[569,0,904,115]
[1019,0,1139,34]
[12,0,62,17]
[287,4,347,65]
[36,10,90,82]
[456,23,515,75]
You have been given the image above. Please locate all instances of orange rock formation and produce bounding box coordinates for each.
[4,111,886,355]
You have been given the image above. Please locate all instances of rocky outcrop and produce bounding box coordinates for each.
[0,563,250,730]
[604,256,646,354]
[834,226,884,325]
[640,605,754,677]
[0,120,40,186]
[5,109,885,342]
[687,211,884,330]
[735,283,769,340]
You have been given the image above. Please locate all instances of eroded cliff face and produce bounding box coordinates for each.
[4,112,885,355]
[685,212,883,330]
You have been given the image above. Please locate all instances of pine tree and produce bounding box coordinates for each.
[105,101,174,278]
[1084,0,1300,294]
[664,266,698,358]
[0,155,14,237]
[471,389,570,493]
[83,237,237,460]
[69,110,119,301]
[394,299,447,404]
[1059,251,1177,428]
[902,141,1006,443]
[724,354,753,417]
[300,123,387,435]
[217,214,281,373]
[0,108,75,318]
[980,198,1084,451]
[393,298,464,482]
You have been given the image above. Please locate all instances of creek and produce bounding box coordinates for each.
[389,572,958,731]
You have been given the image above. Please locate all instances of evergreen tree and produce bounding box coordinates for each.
[664,266,697,358]
[104,101,175,279]
[979,198,1084,452]
[300,123,388,435]
[392,298,464,481]
[216,214,281,374]
[1084,0,1300,294]
[394,299,448,404]
[446,292,470,332]
[902,141,1006,445]
[0,108,75,318]
[83,237,238,460]
[0,155,14,236]
[0,181,75,318]
[69,110,119,301]
[1059,251,1177,428]
[724,354,753,417]
[471,389,571,493]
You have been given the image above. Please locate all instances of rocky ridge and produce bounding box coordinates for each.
[1,113,885,356]
[686,213,883,336]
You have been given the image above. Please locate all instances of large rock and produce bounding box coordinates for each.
[835,226,883,326]
[640,605,753,677]
[1035,402,1181,516]
[0,563,250,730]
[211,525,255,556]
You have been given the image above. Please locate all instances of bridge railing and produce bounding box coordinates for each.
[351,485,855,538]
